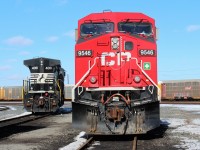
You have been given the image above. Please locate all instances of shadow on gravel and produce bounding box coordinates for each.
[0,125,46,139]
[135,120,169,141]
[139,123,169,140]
[54,107,72,115]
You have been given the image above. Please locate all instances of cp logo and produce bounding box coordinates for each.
[101,52,131,66]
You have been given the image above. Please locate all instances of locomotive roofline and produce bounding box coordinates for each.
[24,57,61,67]
[79,12,155,25]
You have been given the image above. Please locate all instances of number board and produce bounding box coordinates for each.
[139,49,156,56]
[77,50,92,57]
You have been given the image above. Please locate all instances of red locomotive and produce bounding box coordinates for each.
[72,11,160,134]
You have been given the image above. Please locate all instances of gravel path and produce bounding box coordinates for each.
[0,113,81,150]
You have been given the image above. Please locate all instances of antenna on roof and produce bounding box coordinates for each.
[103,9,112,13]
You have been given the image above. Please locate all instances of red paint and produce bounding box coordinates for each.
[75,12,157,89]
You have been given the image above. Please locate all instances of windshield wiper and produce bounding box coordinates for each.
[121,18,145,23]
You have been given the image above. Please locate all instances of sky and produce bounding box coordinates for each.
[0,0,200,86]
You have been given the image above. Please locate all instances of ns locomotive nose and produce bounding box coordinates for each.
[23,57,65,113]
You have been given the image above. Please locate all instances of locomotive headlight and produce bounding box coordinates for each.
[45,92,48,96]
[90,76,97,84]
[111,37,119,50]
[134,76,141,83]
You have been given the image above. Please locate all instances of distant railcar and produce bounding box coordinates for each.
[0,85,74,101]
[64,84,74,100]
[0,87,5,100]
[23,57,66,113]
[161,79,200,100]
[0,86,23,100]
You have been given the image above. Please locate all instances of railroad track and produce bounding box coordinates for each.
[0,101,23,106]
[76,135,138,150]
[77,137,94,150]
[76,123,169,150]
[0,113,50,128]
[160,100,200,104]
[0,106,9,111]
[132,136,137,150]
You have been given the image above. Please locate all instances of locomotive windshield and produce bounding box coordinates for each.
[80,22,114,37]
[118,22,154,41]
[26,59,56,73]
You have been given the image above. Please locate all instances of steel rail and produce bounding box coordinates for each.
[77,137,94,150]
[160,101,200,105]
[0,113,50,128]
[132,136,137,150]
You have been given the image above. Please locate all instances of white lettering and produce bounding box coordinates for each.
[32,66,38,70]
[101,52,115,66]
[140,50,155,56]
[45,66,52,70]
[101,52,131,66]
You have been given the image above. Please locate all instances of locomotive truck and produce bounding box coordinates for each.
[23,57,65,113]
[72,11,160,134]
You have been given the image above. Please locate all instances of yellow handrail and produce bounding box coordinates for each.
[55,79,63,99]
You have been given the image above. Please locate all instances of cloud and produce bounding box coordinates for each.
[4,36,33,46]
[64,30,75,39]
[0,65,11,71]
[186,25,200,32]
[46,36,59,42]
[19,51,30,55]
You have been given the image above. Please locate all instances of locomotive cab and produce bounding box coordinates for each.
[23,57,65,113]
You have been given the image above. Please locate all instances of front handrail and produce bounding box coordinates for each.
[72,57,99,101]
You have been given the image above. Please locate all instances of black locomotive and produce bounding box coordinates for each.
[23,57,65,113]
